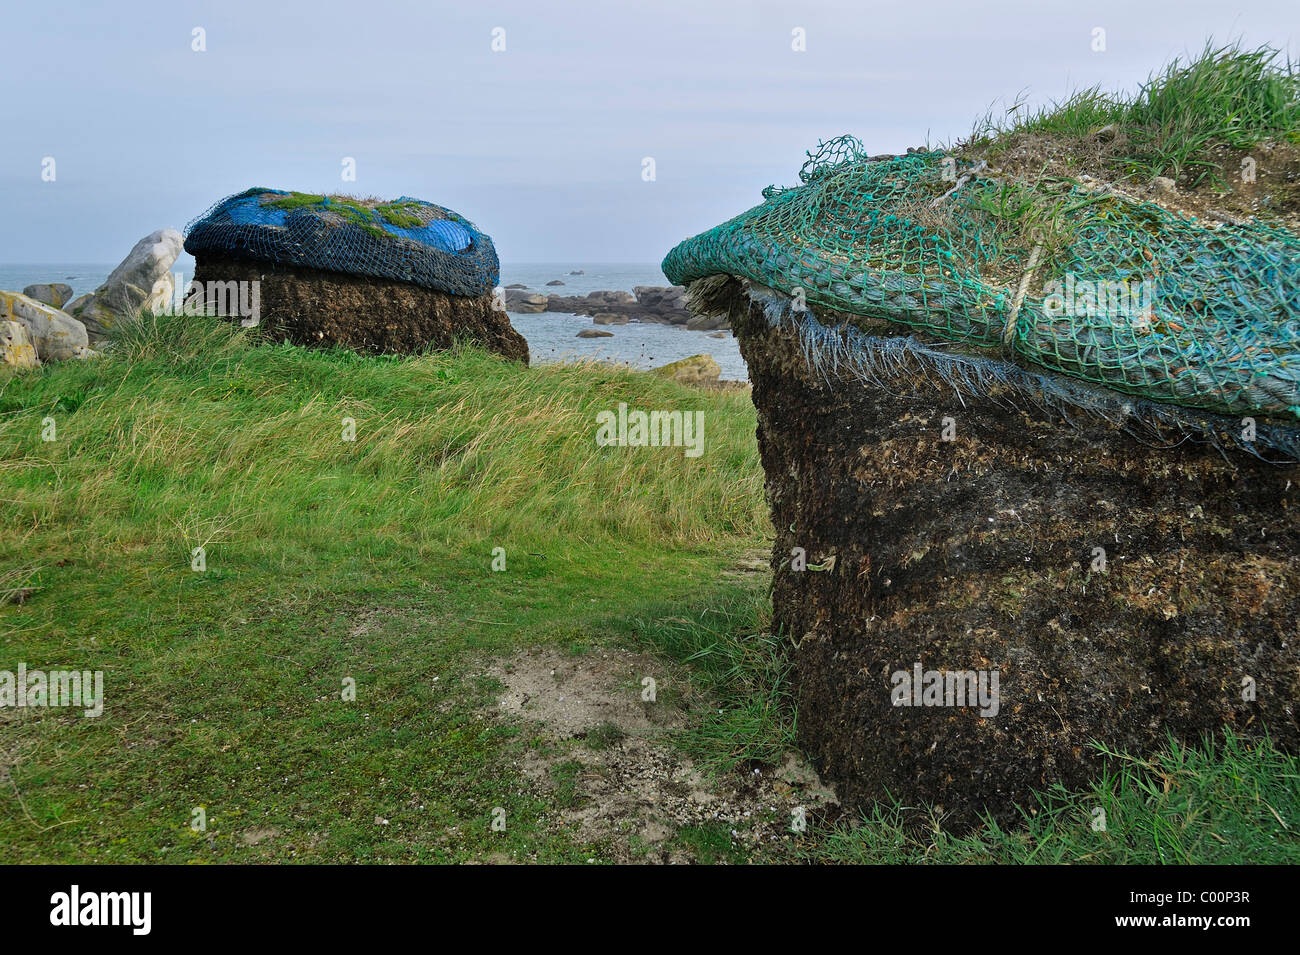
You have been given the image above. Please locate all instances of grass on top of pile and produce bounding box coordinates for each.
[951,40,1300,229]
[961,40,1299,179]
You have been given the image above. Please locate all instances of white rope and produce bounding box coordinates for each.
[930,160,988,207]
[1003,243,1044,348]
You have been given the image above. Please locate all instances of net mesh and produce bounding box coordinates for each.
[185,188,499,297]
[663,135,1300,419]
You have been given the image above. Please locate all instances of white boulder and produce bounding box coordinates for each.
[0,290,91,361]
[0,320,40,369]
[78,228,183,340]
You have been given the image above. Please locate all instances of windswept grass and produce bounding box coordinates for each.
[960,40,1300,184]
[4,312,765,565]
[0,314,767,863]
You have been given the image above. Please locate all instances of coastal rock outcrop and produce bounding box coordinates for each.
[72,229,183,341]
[509,285,703,326]
[632,285,688,316]
[0,321,40,369]
[686,313,727,331]
[22,283,73,309]
[544,290,636,314]
[0,290,91,362]
[505,289,548,313]
[652,353,720,387]
[63,293,92,315]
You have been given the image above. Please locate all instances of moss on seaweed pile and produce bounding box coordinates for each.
[263,191,433,239]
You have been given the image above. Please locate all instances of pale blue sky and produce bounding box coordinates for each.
[3,0,1297,263]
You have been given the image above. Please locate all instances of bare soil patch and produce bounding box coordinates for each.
[484,646,836,863]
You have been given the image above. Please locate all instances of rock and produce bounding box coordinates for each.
[687,313,726,331]
[577,329,613,338]
[0,290,90,361]
[592,312,629,325]
[148,272,176,311]
[78,228,183,340]
[505,289,548,313]
[588,290,635,306]
[634,285,688,311]
[189,254,528,362]
[1151,176,1177,195]
[543,295,584,313]
[634,286,695,324]
[546,280,565,286]
[569,270,584,275]
[535,286,707,326]
[22,283,74,309]
[708,331,728,339]
[63,293,92,316]
[1090,123,1119,143]
[652,353,720,387]
[0,320,40,369]
[505,283,529,289]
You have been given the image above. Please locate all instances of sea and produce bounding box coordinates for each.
[0,260,748,381]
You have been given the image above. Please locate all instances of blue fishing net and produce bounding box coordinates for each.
[185,188,498,296]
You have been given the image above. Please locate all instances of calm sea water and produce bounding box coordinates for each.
[503,262,746,381]
[0,263,131,298]
[0,260,747,380]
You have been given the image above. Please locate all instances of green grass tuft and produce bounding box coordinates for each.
[263,192,427,238]
[962,39,1300,184]
[811,730,1299,864]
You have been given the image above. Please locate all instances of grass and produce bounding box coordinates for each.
[619,590,796,771]
[2,312,1296,863]
[265,191,430,234]
[375,201,426,230]
[263,191,327,211]
[0,312,765,863]
[959,39,1300,185]
[812,731,1300,864]
[583,721,627,750]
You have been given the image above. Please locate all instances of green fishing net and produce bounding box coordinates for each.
[663,135,1300,419]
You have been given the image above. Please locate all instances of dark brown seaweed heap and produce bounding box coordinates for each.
[188,253,527,362]
[724,284,1300,828]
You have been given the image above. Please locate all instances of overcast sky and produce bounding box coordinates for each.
[3,0,1297,263]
